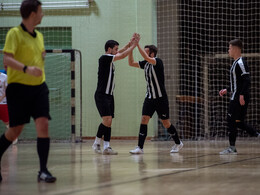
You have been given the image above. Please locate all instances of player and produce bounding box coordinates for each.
[0,72,9,129]
[0,72,18,145]
[92,36,138,155]
[128,34,183,154]
[219,39,260,155]
[0,0,56,182]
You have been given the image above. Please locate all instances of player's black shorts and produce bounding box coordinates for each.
[94,91,114,118]
[6,82,51,127]
[142,96,169,120]
[228,95,250,121]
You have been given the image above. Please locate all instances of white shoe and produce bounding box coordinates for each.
[219,146,237,155]
[102,147,118,155]
[12,138,18,145]
[170,141,183,153]
[92,143,102,154]
[129,146,144,154]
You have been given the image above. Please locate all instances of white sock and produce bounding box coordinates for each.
[104,141,110,149]
[94,137,101,145]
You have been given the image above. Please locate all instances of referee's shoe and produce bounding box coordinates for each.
[38,170,56,183]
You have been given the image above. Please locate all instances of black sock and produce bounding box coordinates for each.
[0,134,12,161]
[138,124,147,149]
[97,123,105,138]
[227,118,237,146]
[103,125,111,142]
[167,124,180,144]
[37,137,50,172]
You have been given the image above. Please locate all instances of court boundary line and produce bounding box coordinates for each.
[52,155,260,195]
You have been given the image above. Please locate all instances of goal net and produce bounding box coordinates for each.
[0,49,82,141]
[156,0,260,140]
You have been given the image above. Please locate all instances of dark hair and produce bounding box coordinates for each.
[105,40,119,52]
[229,39,243,50]
[20,0,42,19]
[144,45,158,57]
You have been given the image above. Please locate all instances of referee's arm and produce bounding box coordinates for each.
[3,52,42,77]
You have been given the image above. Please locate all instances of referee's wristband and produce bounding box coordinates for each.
[23,65,28,73]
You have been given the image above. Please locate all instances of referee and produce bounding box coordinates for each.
[219,39,259,155]
[92,37,138,155]
[0,0,56,182]
[128,34,183,154]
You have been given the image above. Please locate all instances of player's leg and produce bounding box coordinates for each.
[236,98,259,137]
[130,98,154,154]
[101,115,118,155]
[94,94,117,155]
[130,115,150,154]
[157,96,183,153]
[93,92,106,153]
[220,100,238,155]
[33,83,56,183]
[138,115,150,148]
[93,122,105,154]
[237,121,259,137]
[161,119,183,153]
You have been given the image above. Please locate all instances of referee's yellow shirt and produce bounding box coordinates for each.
[3,25,45,85]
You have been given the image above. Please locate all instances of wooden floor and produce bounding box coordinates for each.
[0,140,260,195]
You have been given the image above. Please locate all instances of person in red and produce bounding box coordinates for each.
[0,72,9,128]
[0,72,18,145]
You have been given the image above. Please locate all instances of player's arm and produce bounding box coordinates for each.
[3,52,42,77]
[114,41,137,62]
[128,50,139,68]
[118,42,131,53]
[219,89,227,96]
[137,44,156,65]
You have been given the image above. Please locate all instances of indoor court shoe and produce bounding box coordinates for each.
[170,141,183,153]
[92,143,102,154]
[38,170,57,183]
[102,147,118,155]
[219,146,237,155]
[129,146,144,154]
[12,138,18,145]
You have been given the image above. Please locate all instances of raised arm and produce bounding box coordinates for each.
[128,50,139,68]
[118,41,131,53]
[113,42,137,62]
[137,44,156,65]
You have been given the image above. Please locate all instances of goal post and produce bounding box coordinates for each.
[0,49,82,142]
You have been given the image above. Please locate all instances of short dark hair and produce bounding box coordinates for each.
[105,40,119,52]
[229,39,243,50]
[144,45,158,57]
[20,0,42,19]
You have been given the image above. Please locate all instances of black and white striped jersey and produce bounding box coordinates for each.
[96,54,115,95]
[229,57,251,100]
[139,58,167,99]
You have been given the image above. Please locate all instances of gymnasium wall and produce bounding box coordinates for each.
[0,0,158,139]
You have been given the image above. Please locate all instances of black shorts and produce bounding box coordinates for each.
[228,95,249,121]
[142,96,169,120]
[94,91,114,118]
[6,82,51,127]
